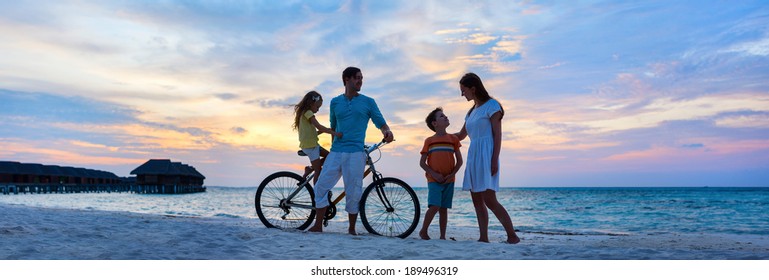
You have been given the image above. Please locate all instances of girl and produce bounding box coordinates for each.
[293,91,342,185]
[454,73,520,244]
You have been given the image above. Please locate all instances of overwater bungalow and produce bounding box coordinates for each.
[130,159,206,194]
[0,161,122,194]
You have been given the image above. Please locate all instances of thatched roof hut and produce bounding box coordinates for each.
[130,159,205,186]
[0,161,119,184]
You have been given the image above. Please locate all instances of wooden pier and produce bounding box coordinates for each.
[1,184,206,195]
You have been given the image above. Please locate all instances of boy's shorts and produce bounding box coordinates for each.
[301,146,321,161]
[427,182,454,208]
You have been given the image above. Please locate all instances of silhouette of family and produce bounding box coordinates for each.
[293,66,519,244]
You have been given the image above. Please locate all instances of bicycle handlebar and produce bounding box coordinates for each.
[365,139,391,154]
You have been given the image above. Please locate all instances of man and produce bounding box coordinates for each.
[307,66,394,235]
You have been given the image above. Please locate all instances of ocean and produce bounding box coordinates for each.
[2,186,768,237]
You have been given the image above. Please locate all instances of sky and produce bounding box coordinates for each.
[1,0,768,187]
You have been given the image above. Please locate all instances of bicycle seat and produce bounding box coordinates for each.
[297,150,307,156]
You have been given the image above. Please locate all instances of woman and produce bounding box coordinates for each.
[454,73,520,244]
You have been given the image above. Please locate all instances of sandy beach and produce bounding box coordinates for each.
[3,203,769,280]
[2,203,767,260]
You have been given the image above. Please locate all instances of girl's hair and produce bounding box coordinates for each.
[460,72,504,118]
[293,91,322,130]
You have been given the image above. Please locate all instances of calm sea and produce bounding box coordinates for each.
[2,187,767,236]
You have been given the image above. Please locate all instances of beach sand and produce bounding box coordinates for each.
[2,203,767,260]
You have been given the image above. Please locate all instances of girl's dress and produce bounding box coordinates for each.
[462,99,501,192]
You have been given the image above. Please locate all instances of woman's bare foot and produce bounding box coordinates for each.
[419,231,430,240]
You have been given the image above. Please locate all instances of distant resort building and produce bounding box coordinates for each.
[0,161,120,185]
[1,161,122,194]
[130,159,206,194]
[1,159,205,195]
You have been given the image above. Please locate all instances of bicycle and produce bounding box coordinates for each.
[254,140,421,238]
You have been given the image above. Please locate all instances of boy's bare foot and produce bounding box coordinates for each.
[419,231,430,240]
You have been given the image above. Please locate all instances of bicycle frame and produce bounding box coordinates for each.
[283,141,390,212]
[256,139,419,237]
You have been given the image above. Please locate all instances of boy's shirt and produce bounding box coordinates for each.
[420,134,461,183]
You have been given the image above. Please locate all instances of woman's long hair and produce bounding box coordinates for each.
[292,91,322,130]
[460,72,504,118]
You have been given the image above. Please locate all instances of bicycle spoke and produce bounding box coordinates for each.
[255,172,315,230]
[361,178,420,238]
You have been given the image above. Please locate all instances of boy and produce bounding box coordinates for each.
[418,107,463,240]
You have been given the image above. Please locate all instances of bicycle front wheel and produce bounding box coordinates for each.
[360,177,420,238]
[255,171,315,230]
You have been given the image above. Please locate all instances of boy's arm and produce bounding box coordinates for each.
[419,153,445,183]
[447,148,463,182]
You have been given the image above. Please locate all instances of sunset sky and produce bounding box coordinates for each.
[1,1,768,187]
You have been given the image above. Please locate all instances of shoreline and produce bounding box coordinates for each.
[1,203,767,260]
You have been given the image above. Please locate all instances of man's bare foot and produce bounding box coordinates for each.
[348,229,358,235]
[506,234,521,244]
[478,239,489,243]
[308,226,322,233]
[439,236,446,240]
[419,231,430,240]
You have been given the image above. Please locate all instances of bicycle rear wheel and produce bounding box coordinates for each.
[255,171,315,230]
[360,177,420,238]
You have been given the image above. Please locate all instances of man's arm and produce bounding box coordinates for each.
[380,124,394,143]
[369,98,393,142]
[329,98,337,142]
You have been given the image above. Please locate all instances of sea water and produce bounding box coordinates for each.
[2,186,767,236]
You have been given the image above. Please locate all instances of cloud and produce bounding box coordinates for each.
[215,93,239,100]
[681,143,704,149]
[230,127,247,135]
[0,89,139,124]
[715,111,769,128]
[724,37,769,57]
[245,98,294,109]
